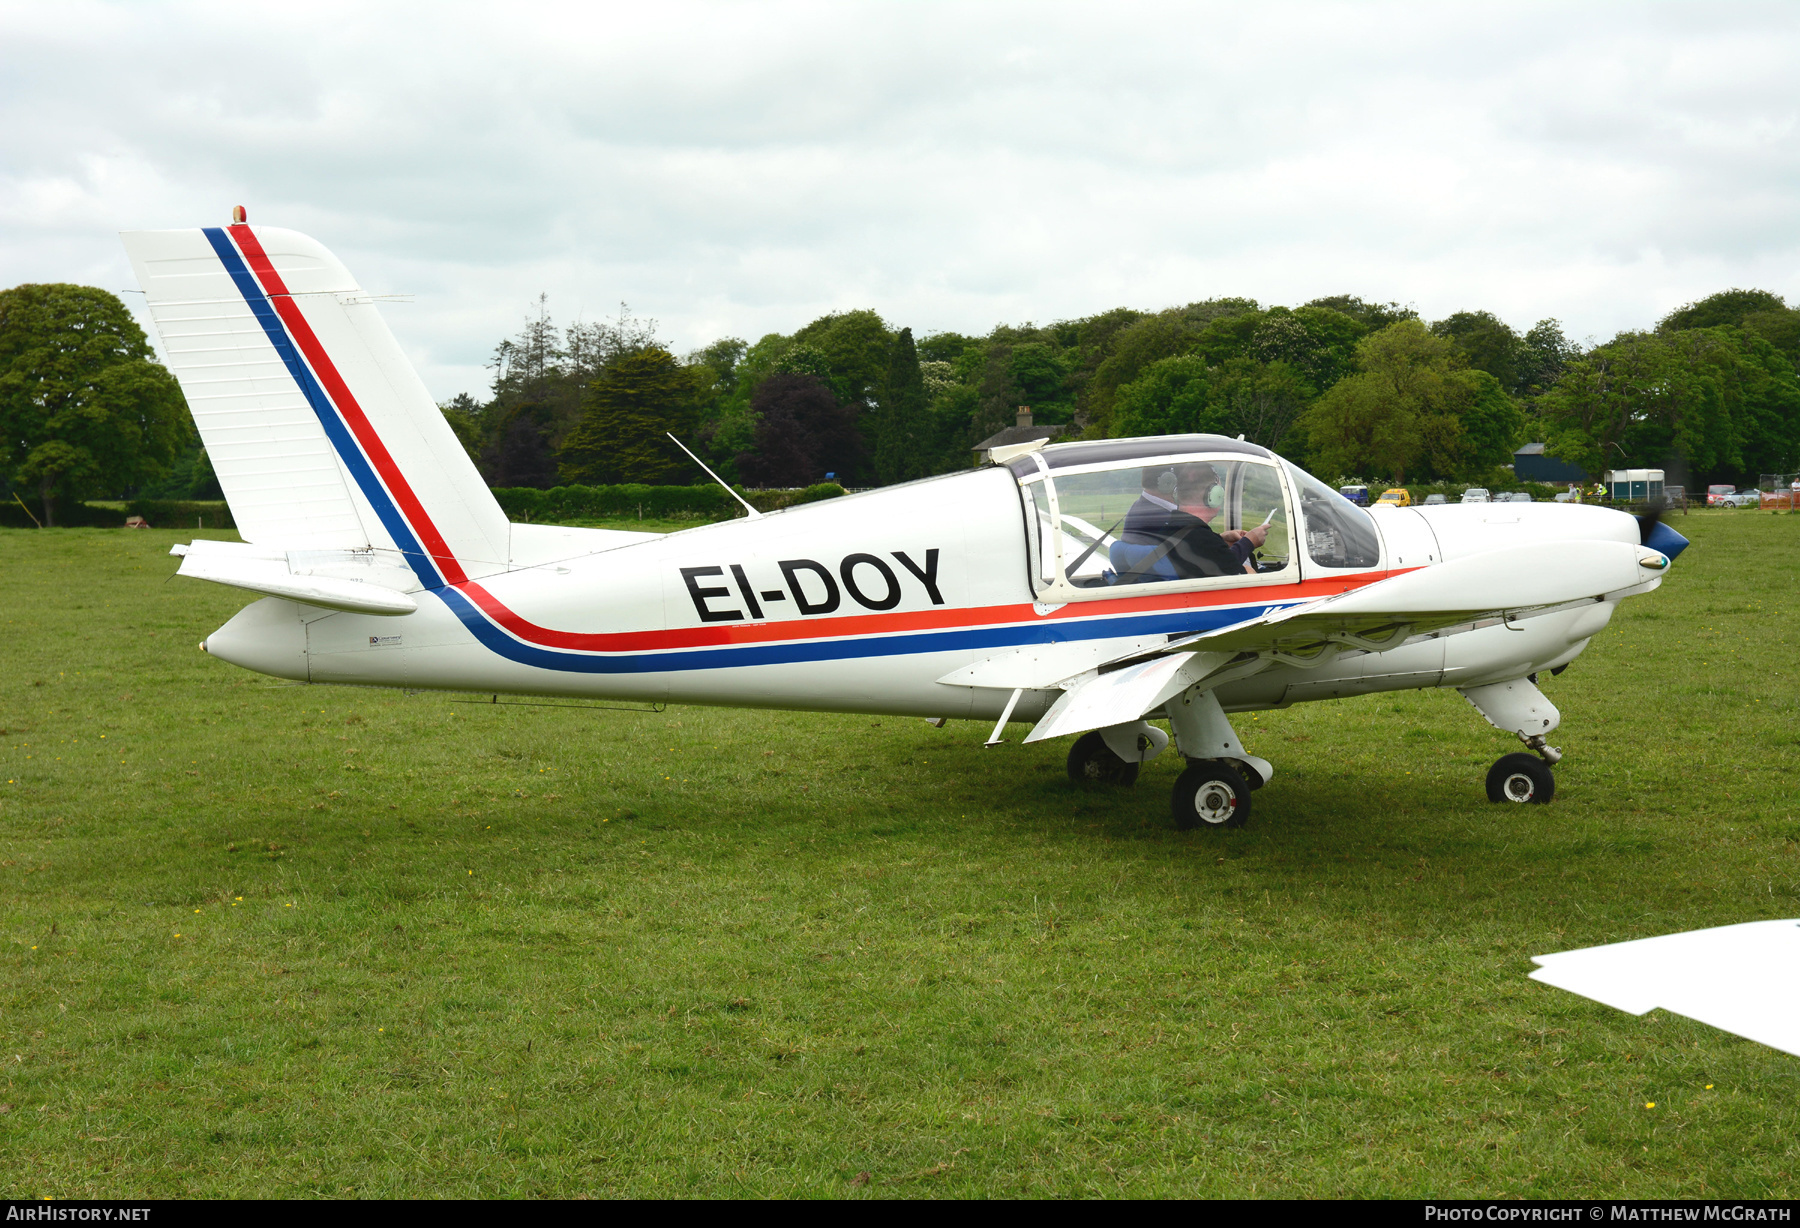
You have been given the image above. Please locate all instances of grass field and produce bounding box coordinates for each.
[1,511,1797,1198]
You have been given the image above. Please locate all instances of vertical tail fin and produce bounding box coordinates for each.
[121,223,509,585]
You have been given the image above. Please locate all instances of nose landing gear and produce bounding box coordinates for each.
[1461,678,1564,805]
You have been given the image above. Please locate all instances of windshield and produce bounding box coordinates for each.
[1284,462,1381,570]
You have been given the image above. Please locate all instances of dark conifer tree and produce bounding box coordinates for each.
[874,327,927,485]
[558,347,697,485]
[488,402,559,488]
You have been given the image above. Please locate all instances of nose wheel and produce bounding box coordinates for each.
[1486,752,1555,804]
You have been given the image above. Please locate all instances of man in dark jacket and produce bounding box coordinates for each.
[1119,463,1263,580]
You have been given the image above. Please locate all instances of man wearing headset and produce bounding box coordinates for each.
[1119,462,1268,580]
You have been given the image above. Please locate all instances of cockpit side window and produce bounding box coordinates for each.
[1283,462,1381,569]
[1018,457,1293,593]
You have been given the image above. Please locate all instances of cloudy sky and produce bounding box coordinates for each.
[3,1,1797,401]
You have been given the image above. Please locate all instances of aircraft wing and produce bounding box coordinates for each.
[1024,539,1663,744]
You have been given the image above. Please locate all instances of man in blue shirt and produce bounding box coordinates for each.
[1118,463,1266,580]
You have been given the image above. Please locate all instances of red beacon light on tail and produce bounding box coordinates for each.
[231,205,247,224]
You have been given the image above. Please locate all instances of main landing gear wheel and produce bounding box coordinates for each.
[1486,752,1555,804]
[1171,759,1250,830]
[1067,731,1140,786]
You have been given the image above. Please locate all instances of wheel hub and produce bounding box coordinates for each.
[1192,781,1238,825]
[1502,771,1536,802]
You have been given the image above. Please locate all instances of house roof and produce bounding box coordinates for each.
[972,423,1069,453]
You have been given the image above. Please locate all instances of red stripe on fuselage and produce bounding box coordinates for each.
[452,569,1403,655]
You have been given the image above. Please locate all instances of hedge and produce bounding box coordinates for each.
[492,482,846,522]
[124,500,235,530]
[0,486,847,530]
[0,499,123,529]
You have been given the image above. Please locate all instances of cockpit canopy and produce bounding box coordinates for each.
[1003,434,1380,596]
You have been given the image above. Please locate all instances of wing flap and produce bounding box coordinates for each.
[936,635,1171,691]
[1022,651,1236,743]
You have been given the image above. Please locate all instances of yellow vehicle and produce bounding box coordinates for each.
[1376,488,1412,507]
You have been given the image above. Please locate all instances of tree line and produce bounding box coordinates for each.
[4,279,1799,526]
[444,288,1800,493]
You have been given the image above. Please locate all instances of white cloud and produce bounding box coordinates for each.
[3,0,1798,398]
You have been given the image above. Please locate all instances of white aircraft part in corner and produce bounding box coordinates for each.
[123,211,1693,831]
[1531,922,1800,1058]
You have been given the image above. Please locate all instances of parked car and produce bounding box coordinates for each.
[1705,484,1735,507]
[1376,488,1412,507]
[1718,489,1760,508]
[1339,485,1370,505]
[1423,493,1448,505]
[1496,491,1532,503]
[1460,488,1491,504]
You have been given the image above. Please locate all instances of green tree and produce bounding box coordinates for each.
[1431,310,1526,393]
[1539,331,1733,479]
[1302,295,1417,331]
[873,327,928,485]
[1719,331,1800,478]
[1665,289,1800,368]
[1208,357,1316,450]
[0,283,189,524]
[1300,320,1516,483]
[689,337,747,400]
[1660,289,1787,333]
[1086,309,1213,431]
[1519,320,1579,396]
[791,310,892,406]
[1112,355,1214,437]
[557,347,699,485]
[1457,370,1526,473]
[1540,325,1800,483]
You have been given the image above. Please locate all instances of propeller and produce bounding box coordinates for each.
[1634,497,1691,561]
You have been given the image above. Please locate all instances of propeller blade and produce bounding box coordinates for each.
[1635,498,1690,561]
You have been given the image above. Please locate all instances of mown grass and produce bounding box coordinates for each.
[0,511,1796,1198]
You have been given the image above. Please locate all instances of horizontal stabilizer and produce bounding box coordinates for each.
[172,541,417,616]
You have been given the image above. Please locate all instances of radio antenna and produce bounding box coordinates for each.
[667,433,762,520]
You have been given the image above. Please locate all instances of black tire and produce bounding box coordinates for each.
[1485,752,1555,804]
[1067,731,1139,787]
[1171,759,1251,830]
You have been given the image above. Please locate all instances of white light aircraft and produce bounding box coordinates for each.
[121,215,1689,830]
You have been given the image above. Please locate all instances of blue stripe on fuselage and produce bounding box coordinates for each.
[431,585,1294,673]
